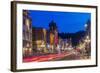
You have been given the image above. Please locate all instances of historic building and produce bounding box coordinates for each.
[32,20,59,54]
[49,21,59,53]
[77,20,91,57]
[84,20,91,56]
[23,10,32,57]
[32,27,48,53]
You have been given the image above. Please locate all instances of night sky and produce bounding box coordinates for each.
[28,10,91,33]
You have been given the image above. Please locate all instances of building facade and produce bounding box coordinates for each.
[77,20,91,57]
[84,20,91,56]
[23,10,32,57]
[32,27,48,53]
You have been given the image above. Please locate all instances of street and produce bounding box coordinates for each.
[23,49,89,62]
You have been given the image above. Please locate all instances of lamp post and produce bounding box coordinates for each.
[84,24,88,30]
[85,36,90,43]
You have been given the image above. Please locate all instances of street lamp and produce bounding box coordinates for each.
[84,24,88,31]
[86,35,89,39]
[84,35,90,43]
[84,24,88,28]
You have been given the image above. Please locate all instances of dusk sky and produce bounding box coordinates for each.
[28,10,91,33]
